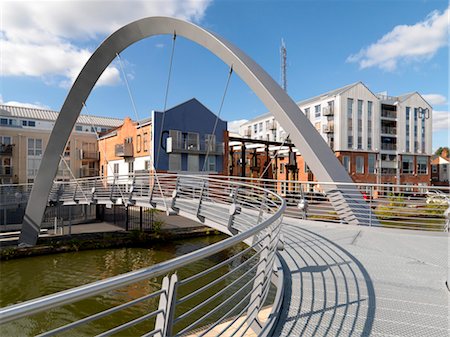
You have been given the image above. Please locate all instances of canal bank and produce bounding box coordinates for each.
[0,213,223,260]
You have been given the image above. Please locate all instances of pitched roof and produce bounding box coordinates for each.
[296,82,361,106]
[0,104,123,127]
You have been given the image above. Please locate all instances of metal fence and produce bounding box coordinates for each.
[0,174,286,337]
[221,177,450,232]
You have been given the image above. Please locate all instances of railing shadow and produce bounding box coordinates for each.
[274,224,376,337]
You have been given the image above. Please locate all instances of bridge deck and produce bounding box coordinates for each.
[275,219,449,337]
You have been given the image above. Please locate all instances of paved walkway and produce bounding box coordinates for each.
[274,218,449,337]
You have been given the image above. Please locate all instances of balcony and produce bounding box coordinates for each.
[322,106,334,116]
[381,110,397,119]
[115,142,133,157]
[268,121,277,130]
[381,127,397,135]
[0,144,13,156]
[168,139,224,155]
[243,129,252,138]
[322,122,334,133]
[0,166,13,176]
[80,168,99,177]
[381,143,397,151]
[80,150,99,160]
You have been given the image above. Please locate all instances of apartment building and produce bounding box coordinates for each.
[99,98,227,177]
[0,105,122,184]
[239,82,433,188]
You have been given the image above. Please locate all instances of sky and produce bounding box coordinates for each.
[1,0,449,150]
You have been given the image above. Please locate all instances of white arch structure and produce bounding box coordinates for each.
[19,16,371,246]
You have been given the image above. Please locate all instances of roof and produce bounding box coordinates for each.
[0,104,123,127]
[296,82,361,106]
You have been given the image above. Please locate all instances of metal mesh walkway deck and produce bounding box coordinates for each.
[274,219,449,337]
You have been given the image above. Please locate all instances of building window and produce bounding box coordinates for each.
[314,122,321,131]
[28,138,42,156]
[356,156,364,174]
[207,156,216,171]
[187,132,199,150]
[101,165,104,176]
[417,156,428,174]
[304,108,310,120]
[347,136,353,149]
[402,155,414,174]
[405,107,410,152]
[205,134,216,151]
[413,108,418,153]
[0,136,11,145]
[343,156,351,172]
[259,122,263,132]
[64,141,70,157]
[357,100,363,149]
[143,132,149,152]
[421,112,426,153]
[75,125,83,132]
[304,163,311,173]
[432,165,437,173]
[253,124,258,133]
[144,160,151,171]
[128,161,134,173]
[368,154,376,174]
[314,105,321,118]
[113,163,119,175]
[136,135,141,153]
[367,101,372,150]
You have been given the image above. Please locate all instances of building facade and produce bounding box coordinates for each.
[0,105,122,184]
[99,98,228,177]
[239,82,433,188]
[431,149,449,186]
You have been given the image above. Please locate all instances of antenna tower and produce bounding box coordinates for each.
[280,39,287,92]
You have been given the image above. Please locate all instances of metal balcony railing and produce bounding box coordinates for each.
[0,144,13,155]
[381,143,397,151]
[79,168,99,177]
[322,123,334,133]
[80,150,99,160]
[381,127,397,135]
[170,141,224,155]
[381,110,397,119]
[0,173,285,337]
[322,106,334,116]
[115,142,133,157]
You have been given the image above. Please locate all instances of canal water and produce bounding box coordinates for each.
[0,234,260,336]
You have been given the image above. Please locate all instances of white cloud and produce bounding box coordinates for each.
[347,7,449,71]
[1,0,211,87]
[228,119,248,133]
[433,111,450,131]
[422,94,447,106]
[0,95,50,110]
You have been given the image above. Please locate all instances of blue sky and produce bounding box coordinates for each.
[1,0,448,150]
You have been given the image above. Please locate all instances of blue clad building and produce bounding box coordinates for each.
[152,98,227,173]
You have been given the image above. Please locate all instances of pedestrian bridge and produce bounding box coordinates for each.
[0,174,448,336]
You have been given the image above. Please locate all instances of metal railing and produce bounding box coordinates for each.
[221,177,450,232]
[0,173,285,337]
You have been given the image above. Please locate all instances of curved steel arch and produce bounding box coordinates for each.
[20,16,365,246]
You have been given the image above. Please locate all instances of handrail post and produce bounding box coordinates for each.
[110,177,116,204]
[155,274,178,337]
[247,235,270,334]
[369,187,373,227]
[196,181,206,222]
[227,187,240,235]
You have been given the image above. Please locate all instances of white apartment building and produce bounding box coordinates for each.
[0,105,122,184]
[239,82,433,185]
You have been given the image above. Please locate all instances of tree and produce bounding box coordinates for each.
[435,147,450,157]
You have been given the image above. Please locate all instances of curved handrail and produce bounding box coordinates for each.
[0,173,285,337]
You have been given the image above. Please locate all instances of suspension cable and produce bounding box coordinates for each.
[155,32,177,170]
[82,102,125,200]
[202,65,233,172]
[59,154,89,203]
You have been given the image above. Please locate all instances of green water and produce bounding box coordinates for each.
[0,235,259,336]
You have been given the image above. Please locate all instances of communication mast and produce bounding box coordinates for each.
[280,39,287,92]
